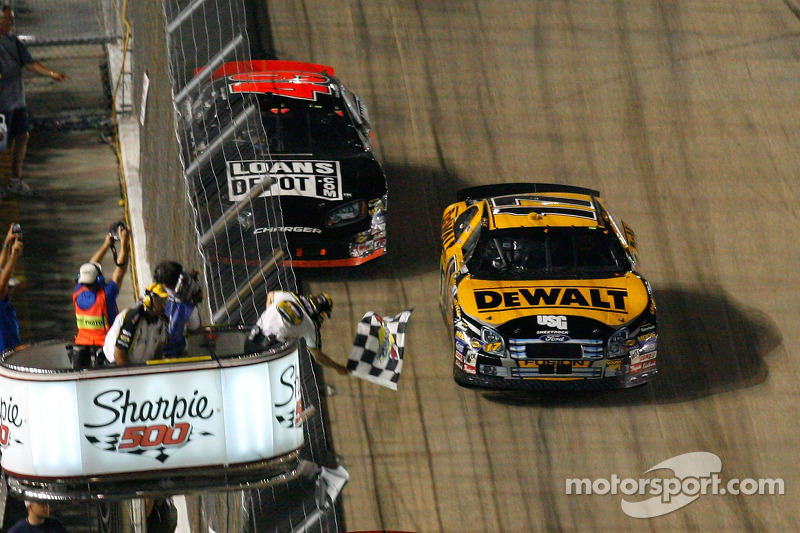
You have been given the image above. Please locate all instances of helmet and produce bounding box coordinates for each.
[301,293,333,323]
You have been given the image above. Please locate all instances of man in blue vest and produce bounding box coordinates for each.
[153,260,203,357]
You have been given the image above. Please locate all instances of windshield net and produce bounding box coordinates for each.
[466,227,628,280]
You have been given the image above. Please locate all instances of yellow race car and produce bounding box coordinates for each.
[440,183,657,389]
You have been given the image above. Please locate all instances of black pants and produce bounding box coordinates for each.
[70,345,105,369]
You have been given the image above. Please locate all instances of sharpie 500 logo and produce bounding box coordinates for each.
[0,396,23,447]
[274,365,303,429]
[84,389,216,459]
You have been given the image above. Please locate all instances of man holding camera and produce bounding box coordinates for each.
[153,260,203,357]
[0,222,22,352]
[71,223,130,368]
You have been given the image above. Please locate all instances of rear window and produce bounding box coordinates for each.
[257,94,364,155]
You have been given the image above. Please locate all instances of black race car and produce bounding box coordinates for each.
[182,60,387,268]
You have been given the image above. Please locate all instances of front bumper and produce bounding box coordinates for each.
[453,346,657,390]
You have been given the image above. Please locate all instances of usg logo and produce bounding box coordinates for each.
[540,334,570,342]
[537,315,567,330]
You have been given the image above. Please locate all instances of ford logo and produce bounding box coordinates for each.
[540,334,570,342]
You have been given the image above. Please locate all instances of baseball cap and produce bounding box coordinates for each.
[78,262,102,284]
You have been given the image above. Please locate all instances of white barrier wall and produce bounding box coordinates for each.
[0,348,303,479]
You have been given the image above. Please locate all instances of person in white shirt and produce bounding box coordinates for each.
[104,283,169,366]
[251,290,349,375]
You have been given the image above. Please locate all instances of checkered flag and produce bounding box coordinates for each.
[347,310,413,390]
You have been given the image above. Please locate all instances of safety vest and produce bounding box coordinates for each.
[74,285,110,346]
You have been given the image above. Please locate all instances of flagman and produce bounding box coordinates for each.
[250,290,350,375]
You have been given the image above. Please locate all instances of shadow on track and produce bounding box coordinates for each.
[483,287,780,407]
[298,162,469,287]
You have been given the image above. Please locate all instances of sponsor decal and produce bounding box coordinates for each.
[455,339,467,355]
[441,208,456,249]
[83,388,216,463]
[540,334,570,342]
[641,359,657,371]
[537,315,568,330]
[0,396,23,449]
[475,288,628,312]
[470,339,482,349]
[227,72,331,101]
[227,160,342,202]
[632,351,656,364]
[639,322,656,333]
[606,359,622,370]
[630,359,655,374]
[519,360,591,368]
[273,365,303,429]
[464,350,478,367]
[637,332,656,343]
[254,226,323,234]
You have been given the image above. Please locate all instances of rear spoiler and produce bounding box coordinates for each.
[457,183,600,203]
[197,60,335,80]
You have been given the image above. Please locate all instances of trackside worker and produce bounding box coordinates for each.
[71,225,129,368]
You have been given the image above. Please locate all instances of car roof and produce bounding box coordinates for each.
[481,191,605,230]
[205,60,341,101]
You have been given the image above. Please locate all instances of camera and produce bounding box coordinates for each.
[174,271,203,304]
[108,221,127,241]
[11,223,21,234]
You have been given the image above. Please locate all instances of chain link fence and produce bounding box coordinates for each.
[6,0,124,128]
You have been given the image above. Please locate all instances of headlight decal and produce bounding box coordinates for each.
[326,199,366,228]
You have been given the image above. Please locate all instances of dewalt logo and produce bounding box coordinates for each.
[474,287,628,312]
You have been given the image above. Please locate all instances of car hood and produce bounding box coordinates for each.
[456,273,650,327]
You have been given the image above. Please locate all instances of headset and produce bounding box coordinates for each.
[142,283,168,310]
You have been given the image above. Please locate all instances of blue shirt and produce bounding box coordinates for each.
[163,299,196,356]
[7,517,69,532]
[0,296,20,352]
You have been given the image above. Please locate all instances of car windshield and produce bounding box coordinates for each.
[257,94,364,155]
[466,227,629,280]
